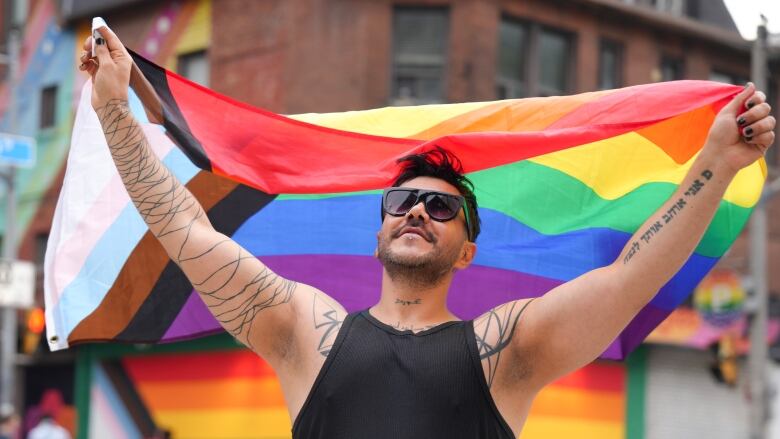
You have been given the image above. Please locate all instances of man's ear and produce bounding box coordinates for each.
[454,241,477,270]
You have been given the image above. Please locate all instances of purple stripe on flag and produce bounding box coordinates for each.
[161,254,563,341]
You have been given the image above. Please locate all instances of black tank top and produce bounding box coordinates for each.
[292,310,515,439]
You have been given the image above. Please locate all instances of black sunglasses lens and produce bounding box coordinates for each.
[424,193,460,220]
[385,190,418,215]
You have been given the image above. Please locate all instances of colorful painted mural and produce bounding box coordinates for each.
[0,0,76,239]
[0,0,211,256]
[84,343,627,439]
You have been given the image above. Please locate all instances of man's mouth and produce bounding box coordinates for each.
[396,226,432,242]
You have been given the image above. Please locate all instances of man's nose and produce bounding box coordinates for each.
[406,200,429,221]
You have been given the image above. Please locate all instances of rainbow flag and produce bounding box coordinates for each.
[44,53,765,359]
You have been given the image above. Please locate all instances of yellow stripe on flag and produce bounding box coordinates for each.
[520,415,624,439]
[153,408,292,439]
[530,131,764,208]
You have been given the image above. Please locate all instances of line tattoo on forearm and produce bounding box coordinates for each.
[473,299,533,388]
[623,169,713,265]
[96,99,297,350]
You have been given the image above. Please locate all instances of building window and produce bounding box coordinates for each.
[40,85,57,129]
[178,50,209,87]
[598,39,623,90]
[650,0,685,15]
[391,7,449,105]
[538,28,572,96]
[35,233,48,295]
[496,19,528,99]
[660,56,684,81]
[709,70,747,86]
[496,17,573,99]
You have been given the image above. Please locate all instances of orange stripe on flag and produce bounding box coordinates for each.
[637,104,717,164]
[529,386,625,423]
[136,377,287,411]
[412,90,613,139]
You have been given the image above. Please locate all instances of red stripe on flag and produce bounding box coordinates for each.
[123,350,275,382]
[164,71,740,194]
[550,362,626,393]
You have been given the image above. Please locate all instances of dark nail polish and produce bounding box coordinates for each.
[738,117,746,126]
[746,136,753,142]
[747,101,755,109]
[745,127,754,136]
[96,38,105,45]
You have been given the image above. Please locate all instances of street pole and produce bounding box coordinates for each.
[0,22,20,410]
[747,18,769,439]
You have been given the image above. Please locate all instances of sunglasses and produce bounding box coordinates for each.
[382,188,473,241]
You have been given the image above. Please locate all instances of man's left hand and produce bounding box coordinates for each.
[704,83,775,174]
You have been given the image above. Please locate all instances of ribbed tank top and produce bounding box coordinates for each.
[292,310,515,439]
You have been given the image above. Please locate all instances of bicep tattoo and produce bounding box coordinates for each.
[313,293,344,358]
[473,299,534,388]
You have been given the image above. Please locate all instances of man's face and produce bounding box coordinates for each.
[376,176,475,284]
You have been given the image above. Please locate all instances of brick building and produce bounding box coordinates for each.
[3,0,780,437]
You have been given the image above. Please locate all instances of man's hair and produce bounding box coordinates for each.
[388,146,481,241]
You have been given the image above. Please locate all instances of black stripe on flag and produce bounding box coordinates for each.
[129,49,212,171]
[114,183,277,343]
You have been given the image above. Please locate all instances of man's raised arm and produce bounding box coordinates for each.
[81,26,346,374]
[487,83,775,391]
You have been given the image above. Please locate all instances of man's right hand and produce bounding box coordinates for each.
[79,25,132,110]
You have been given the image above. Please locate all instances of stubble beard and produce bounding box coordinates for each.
[377,232,461,289]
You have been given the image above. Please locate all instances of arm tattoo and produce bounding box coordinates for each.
[313,294,343,357]
[473,299,534,388]
[96,99,296,350]
[623,169,713,265]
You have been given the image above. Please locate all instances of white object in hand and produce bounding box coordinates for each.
[91,17,108,57]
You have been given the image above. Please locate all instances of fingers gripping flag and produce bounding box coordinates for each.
[44,52,766,358]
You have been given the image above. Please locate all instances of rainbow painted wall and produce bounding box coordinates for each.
[84,341,630,439]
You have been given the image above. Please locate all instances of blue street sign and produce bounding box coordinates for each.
[0,133,35,168]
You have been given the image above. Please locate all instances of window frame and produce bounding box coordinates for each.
[177,49,210,87]
[495,15,575,99]
[39,84,57,130]
[598,38,623,90]
[659,55,685,82]
[389,6,451,105]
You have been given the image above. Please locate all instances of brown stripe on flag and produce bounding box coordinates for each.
[67,171,239,344]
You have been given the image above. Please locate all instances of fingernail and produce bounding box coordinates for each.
[96,37,105,46]
[744,127,754,136]
[746,136,753,142]
[747,101,755,109]
[738,117,746,126]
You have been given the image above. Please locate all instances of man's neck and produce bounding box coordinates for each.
[370,269,459,330]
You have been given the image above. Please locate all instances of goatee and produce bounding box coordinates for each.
[377,225,460,289]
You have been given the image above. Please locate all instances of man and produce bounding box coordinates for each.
[0,404,19,439]
[79,25,774,438]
